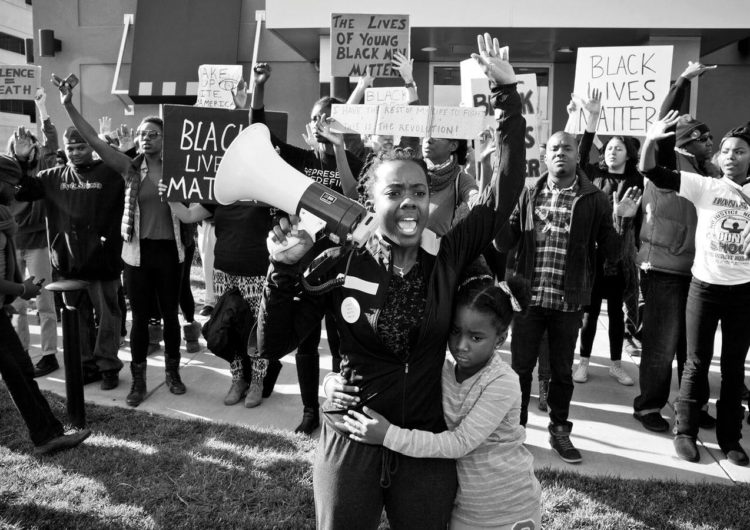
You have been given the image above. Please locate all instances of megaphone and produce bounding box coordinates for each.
[214,123,378,256]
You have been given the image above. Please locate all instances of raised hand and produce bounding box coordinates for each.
[232,77,249,109]
[13,126,36,158]
[356,72,375,90]
[114,124,135,152]
[34,87,46,107]
[392,51,414,83]
[646,110,681,142]
[569,88,602,115]
[681,61,717,81]
[251,62,271,86]
[470,33,516,85]
[614,187,643,218]
[51,73,73,105]
[315,113,344,147]
[302,122,319,150]
[99,116,112,136]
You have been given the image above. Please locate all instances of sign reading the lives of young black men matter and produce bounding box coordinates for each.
[568,46,673,136]
[0,65,41,100]
[162,105,249,203]
[330,13,409,77]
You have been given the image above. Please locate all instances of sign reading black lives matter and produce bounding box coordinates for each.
[567,46,673,136]
[330,13,409,77]
[162,105,249,203]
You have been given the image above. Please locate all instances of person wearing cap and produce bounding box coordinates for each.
[15,122,125,391]
[632,61,718,434]
[0,154,91,455]
[640,113,750,467]
[6,88,61,378]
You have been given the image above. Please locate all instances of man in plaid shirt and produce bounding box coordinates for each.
[496,131,641,464]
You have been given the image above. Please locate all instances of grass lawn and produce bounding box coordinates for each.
[1,390,748,529]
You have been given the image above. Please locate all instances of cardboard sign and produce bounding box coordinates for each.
[568,45,673,135]
[330,13,409,77]
[196,65,243,109]
[163,105,249,203]
[0,65,41,100]
[331,104,485,140]
[364,86,410,105]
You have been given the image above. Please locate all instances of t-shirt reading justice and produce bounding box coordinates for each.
[679,171,750,285]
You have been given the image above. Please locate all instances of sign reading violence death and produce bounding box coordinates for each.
[0,65,41,100]
[331,104,485,140]
[162,105,249,203]
[330,13,409,77]
[569,46,673,135]
[196,65,243,109]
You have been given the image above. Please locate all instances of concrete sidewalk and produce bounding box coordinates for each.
[27,311,750,486]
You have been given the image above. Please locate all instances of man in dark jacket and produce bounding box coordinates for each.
[497,130,640,464]
[15,126,125,390]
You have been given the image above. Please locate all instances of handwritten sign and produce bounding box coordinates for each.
[0,65,41,100]
[196,65,243,109]
[330,13,409,77]
[568,46,673,135]
[364,86,410,105]
[331,104,485,139]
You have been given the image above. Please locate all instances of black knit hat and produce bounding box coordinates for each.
[675,115,710,148]
[0,154,22,185]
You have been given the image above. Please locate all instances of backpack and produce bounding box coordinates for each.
[201,287,252,362]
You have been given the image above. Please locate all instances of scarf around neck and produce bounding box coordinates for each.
[427,156,461,194]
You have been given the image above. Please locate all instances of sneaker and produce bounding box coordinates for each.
[34,429,91,456]
[199,305,214,317]
[674,435,700,462]
[537,379,549,412]
[720,443,749,466]
[699,409,716,429]
[548,424,582,464]
[100,370,119,390]
[609,361,634,386]
[633,411,669,432]
[624,334,642,357]
[573,358,589,383]
[33,355,60,378]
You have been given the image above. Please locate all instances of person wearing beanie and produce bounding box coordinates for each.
[633,61,719,434]
[0,154,91,455]
[15,104,125,392]
[641,112,750,467]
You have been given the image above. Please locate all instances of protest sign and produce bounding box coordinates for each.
[364,86,410,105]
[0,65,41,100]
[330,13,409,77]
[568,46,673,135]
[331,104,485,140]
[196,65,243,109]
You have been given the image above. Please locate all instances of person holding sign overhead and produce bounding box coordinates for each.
[55,78,188,407]
[258,33,526,529]
[250,62,363,435]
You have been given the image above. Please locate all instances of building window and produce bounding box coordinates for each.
[0,32,26,55]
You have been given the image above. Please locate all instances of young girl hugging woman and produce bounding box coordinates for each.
[338,266,542,530]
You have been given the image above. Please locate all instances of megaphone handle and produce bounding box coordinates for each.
[268,234,303,260]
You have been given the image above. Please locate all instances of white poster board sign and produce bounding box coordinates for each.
[330,13,410,77]
[567,46,673,135]
[364,86,410,105]
[196,65,243,109]
[0,65,41,100]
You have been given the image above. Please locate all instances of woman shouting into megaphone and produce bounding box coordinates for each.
[258,34,526,530]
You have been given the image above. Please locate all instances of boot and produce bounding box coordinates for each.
[126,361,147,407]
[165,358,186,395]
[224,358,249,406]
[294,354,321,435]
[262,359,283,398]
[537,379,549,412]
[183,321,202,354]
[245,357,268,408]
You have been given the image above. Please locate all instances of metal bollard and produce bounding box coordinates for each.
[45,279,90,429]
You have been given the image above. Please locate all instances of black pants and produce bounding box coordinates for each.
[0,309,63,446]
[580,269,625,361]
[124,239,182,363]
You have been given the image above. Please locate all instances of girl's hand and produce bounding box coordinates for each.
[323,372,362,408]
[267,214,314,264]
[315,113,344,147]
[471,33,516,85]
[614,187,642,218]
[338,407,391,445]
[646,110,680,142]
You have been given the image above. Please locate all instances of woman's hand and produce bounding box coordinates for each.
[252,62,271,87]
[337,407,391,445]
[392,51,414,84]
[471,33,516,85]
[232,77,249,109]
[114,124,135,152]
[646,110,680,142]
[614,187,643,218]
[13,127,35,159]
[267,214,314,264]
[355,72,375,91]
[51,74,73,105]
[323,371,362,408]
[315,113,344,147]
[681,61,717,81]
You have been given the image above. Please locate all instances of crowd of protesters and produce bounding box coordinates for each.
[1,30,750,529]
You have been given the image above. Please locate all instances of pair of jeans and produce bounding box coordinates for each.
[675,279,750,448]
[511,306,583,429]
[124,239,182,364]
[12,247,58,356]
[579,269,625,361]
[633,270,690,414]
[0,309,63,446]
